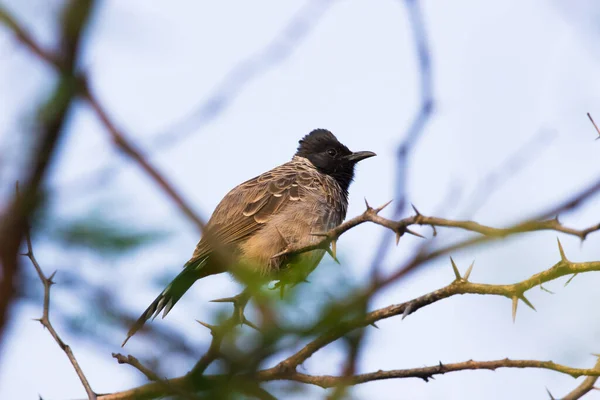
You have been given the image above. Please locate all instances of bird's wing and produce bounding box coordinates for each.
[187,159,323,265]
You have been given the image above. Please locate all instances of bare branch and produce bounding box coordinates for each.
[23,221,96,399]
[112,353,198,400]
[562,357,600,400]
[269,358,600,388]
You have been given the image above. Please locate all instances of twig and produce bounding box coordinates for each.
[0,6,63,68]
[262,358,600,388]
[588,113,600,140]
[112,353,198,400]
[562,357,600,400]
[23,224,96,399]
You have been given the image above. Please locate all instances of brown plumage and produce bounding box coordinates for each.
[123,129,375,345]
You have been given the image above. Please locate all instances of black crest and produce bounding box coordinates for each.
[295,129,374,193]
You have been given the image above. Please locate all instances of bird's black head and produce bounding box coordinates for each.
[295,129,376,193]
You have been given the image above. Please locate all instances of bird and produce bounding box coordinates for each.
[123,129,375,345]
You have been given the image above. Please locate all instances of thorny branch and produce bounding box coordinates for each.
[97,356,600,400]
[22,218,96,399]
[275,193,600,261]
[561,358,600,400]
[4,3,600,400]
[275,240,600,370]
[101,237,600,399]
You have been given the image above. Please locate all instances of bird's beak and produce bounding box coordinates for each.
[344,151,376,163]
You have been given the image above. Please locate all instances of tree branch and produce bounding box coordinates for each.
[272,358,600,388]
[560,357,600,400]
[23,221,96,399]
[278,240,600,369]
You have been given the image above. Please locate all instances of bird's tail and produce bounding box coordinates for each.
[122,258,209,346]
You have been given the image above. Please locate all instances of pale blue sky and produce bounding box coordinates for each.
[1,1,600,399]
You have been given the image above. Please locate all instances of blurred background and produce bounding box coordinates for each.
[1,0,600,399]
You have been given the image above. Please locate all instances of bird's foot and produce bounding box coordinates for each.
[210,289,259,330]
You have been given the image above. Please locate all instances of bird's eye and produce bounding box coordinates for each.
[327,148,337,157]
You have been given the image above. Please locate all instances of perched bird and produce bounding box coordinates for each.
[123,129,375,345]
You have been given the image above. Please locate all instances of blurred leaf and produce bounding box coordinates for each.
[50,215,168,255]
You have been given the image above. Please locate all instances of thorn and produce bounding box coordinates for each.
[242,317,260,331]
[48,270,58,285]
[450,257,461,280]
[554,215,560,223]
[519,294,536,311]
[326,242,340,264]
[556,238,567,262]
[370,322,379,329]
[395,231,401,246]
[331,240,337,260]
[511,296,518,323]
[375,199,393,213]
[196,320,218,332]
[210,296,238,304]
[463,260,475,281]
[402,303,413,320]
[405,228,425,239]
[564,273,578,287]
[431,225,437,237]
[364,197,371,210]
[591,353,600,358]
[411,203,421,216]
[540,284,554,294]
[546,387,556,400]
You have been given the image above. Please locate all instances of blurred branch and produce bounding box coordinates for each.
[22,211,96,399]
[79,81,206,232]
[561,358,600,400]
[369,0,434,270]
[57,0,335,198]
[0,0,94,346]
[459,129,556,218]
[0,1,206,233]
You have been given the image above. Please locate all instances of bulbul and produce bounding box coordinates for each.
[123,129,375,345]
